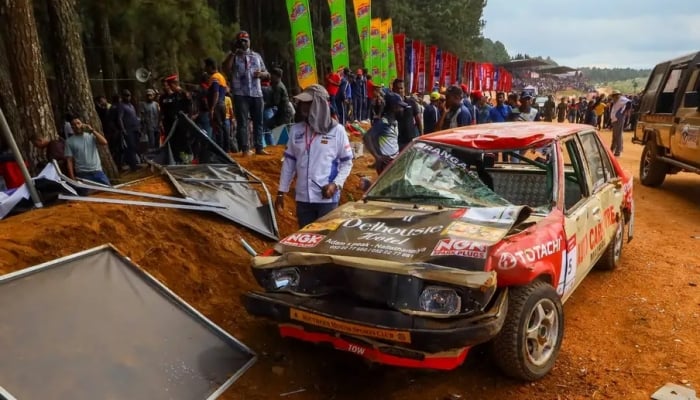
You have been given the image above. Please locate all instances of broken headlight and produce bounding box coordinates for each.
[418,286,461,316]
[269,268,300,291]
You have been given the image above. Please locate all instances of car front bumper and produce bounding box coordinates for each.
[243,288,508,370]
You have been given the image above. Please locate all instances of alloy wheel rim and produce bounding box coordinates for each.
[524,298,559,367]
[642,148,652,178]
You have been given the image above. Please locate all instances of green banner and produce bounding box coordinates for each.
[370,18,381,85]
[386,19,397,84]
[286,0,318,89]
[380,19,389,86]
[353,0,371,70]
[329,0,350,72]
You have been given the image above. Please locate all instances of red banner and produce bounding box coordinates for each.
[428,45,437,92]
[452,55,459,87]
[439,51,446,88]
[417,42,426,93]
[394,33,405,85]
[412,40,421,93]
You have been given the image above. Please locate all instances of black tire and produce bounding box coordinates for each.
[595,218,624,271]
[491,281,564,381]
[639,140,668,187]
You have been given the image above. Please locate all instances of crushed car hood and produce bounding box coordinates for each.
[272,201,531,271]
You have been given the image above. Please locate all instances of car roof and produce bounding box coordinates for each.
[420,122,591,150]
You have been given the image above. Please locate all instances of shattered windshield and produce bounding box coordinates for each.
[366,141,512,208]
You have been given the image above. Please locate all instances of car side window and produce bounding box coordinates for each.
[681,68,700,109]
[561,137,589,212]
[578,132,610,192]
[656,68,685,114]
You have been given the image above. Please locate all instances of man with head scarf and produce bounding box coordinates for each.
[610,90,629,156]
[275,84,354,228]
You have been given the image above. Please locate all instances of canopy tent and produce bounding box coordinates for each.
[497,58,551,72]
[537,66,578,75]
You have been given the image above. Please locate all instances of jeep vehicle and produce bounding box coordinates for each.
[244,122,634,381]
[633,51,700,186]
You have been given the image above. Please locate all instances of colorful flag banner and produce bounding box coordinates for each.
[428,45,437,92]
[417,41,426,93]
[379,19,390,86]
[329,0,350,72]
[369,18,382,84]
[386,19,397,83]
[444,52,452,87]
[394,33,405,83]
[286,0,318,88]
[438,49,445,88]
[352,0,371,69]
[412,40,420,93]
[405,39,414,93]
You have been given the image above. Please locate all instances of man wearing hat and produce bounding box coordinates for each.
[276,84,353,228]
[223,30,270,155]
[609,90,629,156]
[514,91,540,122]
[139,89,160,150]
[364,92,406,174]
[159,74,193,162]
[423,92,441,134]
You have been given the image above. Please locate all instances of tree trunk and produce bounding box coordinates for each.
[0,26,26,158]
[0,0,58,168]
[93,3,117,97]
[47,0,119,179]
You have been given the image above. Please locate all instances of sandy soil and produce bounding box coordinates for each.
[1,128,699,400]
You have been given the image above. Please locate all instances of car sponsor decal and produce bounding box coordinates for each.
[300,218,345,232]
[430,239,488,259]
[497,237,562,266]
[681,124,699,149]
[442,221,506,243]
[557,236,578,296]
[280,233,325,248]
[576,205,616,265]
[289,308,411,343]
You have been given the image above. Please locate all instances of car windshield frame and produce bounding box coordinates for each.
[364,140,558,212]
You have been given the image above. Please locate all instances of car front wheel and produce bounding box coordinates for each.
[491,281,564,381]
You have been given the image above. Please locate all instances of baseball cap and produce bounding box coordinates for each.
[460,84,469,94]
[471,90,483,100]
[236,31,250,41]
[611,89,622,95]
[293,84,329,102]
[385,92,409,108]
[446,85,463,97]
[520,91,533,99]
[430,91,441,100]
[163,74,178,83]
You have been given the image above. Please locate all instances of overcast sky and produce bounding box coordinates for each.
[482,0,700,69]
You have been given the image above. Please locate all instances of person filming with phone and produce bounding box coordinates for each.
[64,115,111,186]
[223,30,270,156]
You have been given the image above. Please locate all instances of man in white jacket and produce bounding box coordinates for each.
[610,90,630,156]
[275,84,353,228]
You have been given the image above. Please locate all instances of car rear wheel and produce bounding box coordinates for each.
[640,140,668,187]
[595,217,624,271]
[491,281,563,381]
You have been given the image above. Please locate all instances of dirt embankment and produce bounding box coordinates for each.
[1,129,699,399]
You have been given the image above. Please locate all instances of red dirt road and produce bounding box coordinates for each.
[1,128,699,399]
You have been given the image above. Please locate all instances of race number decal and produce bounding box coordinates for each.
[557,236,578,296]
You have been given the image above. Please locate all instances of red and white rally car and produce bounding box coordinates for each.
[244,122,634,381]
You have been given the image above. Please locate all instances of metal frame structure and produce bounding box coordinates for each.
[0,244,257,400]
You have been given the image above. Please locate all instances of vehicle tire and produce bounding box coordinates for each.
[491,281,564,381]
[595,217,624,271]
[639,140,668,187]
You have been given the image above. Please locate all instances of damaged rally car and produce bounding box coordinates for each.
[244,122,634,381]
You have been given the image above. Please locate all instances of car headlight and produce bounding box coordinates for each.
[270,268,300,291]
[418,286,461,316]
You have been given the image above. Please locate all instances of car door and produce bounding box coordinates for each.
[578,131,623,265]
[558,135,596,302]
[674,66,700,164]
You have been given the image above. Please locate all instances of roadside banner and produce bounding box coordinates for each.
[386,19,397,83]
[329,0,350,72]
[286,0,318,88]
[352,0,371,68]
[370,18,382,84]
[412,40,421,93]
[428,45,437,92]
[394,33,405,83]
[417,42,426,93]
[437,49,445,88]
[379,19,389,85]
[405,39,414,93]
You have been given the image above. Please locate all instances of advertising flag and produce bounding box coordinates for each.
[444,52,451,87]
[417,42,426,93]
[438,49,445,88]
[405,39,414,93]
[394,33,405,83]
[411,40,420,93]
[329,0,350,72]
[379,19,390,85]
[386,19,397,83]
[428,45,437,92]
[370,18,382,84]
[352,0,371,68]
[286,0,318,88]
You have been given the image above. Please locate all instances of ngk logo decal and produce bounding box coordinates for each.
[431,239,488,259]
[280,233,325,248]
